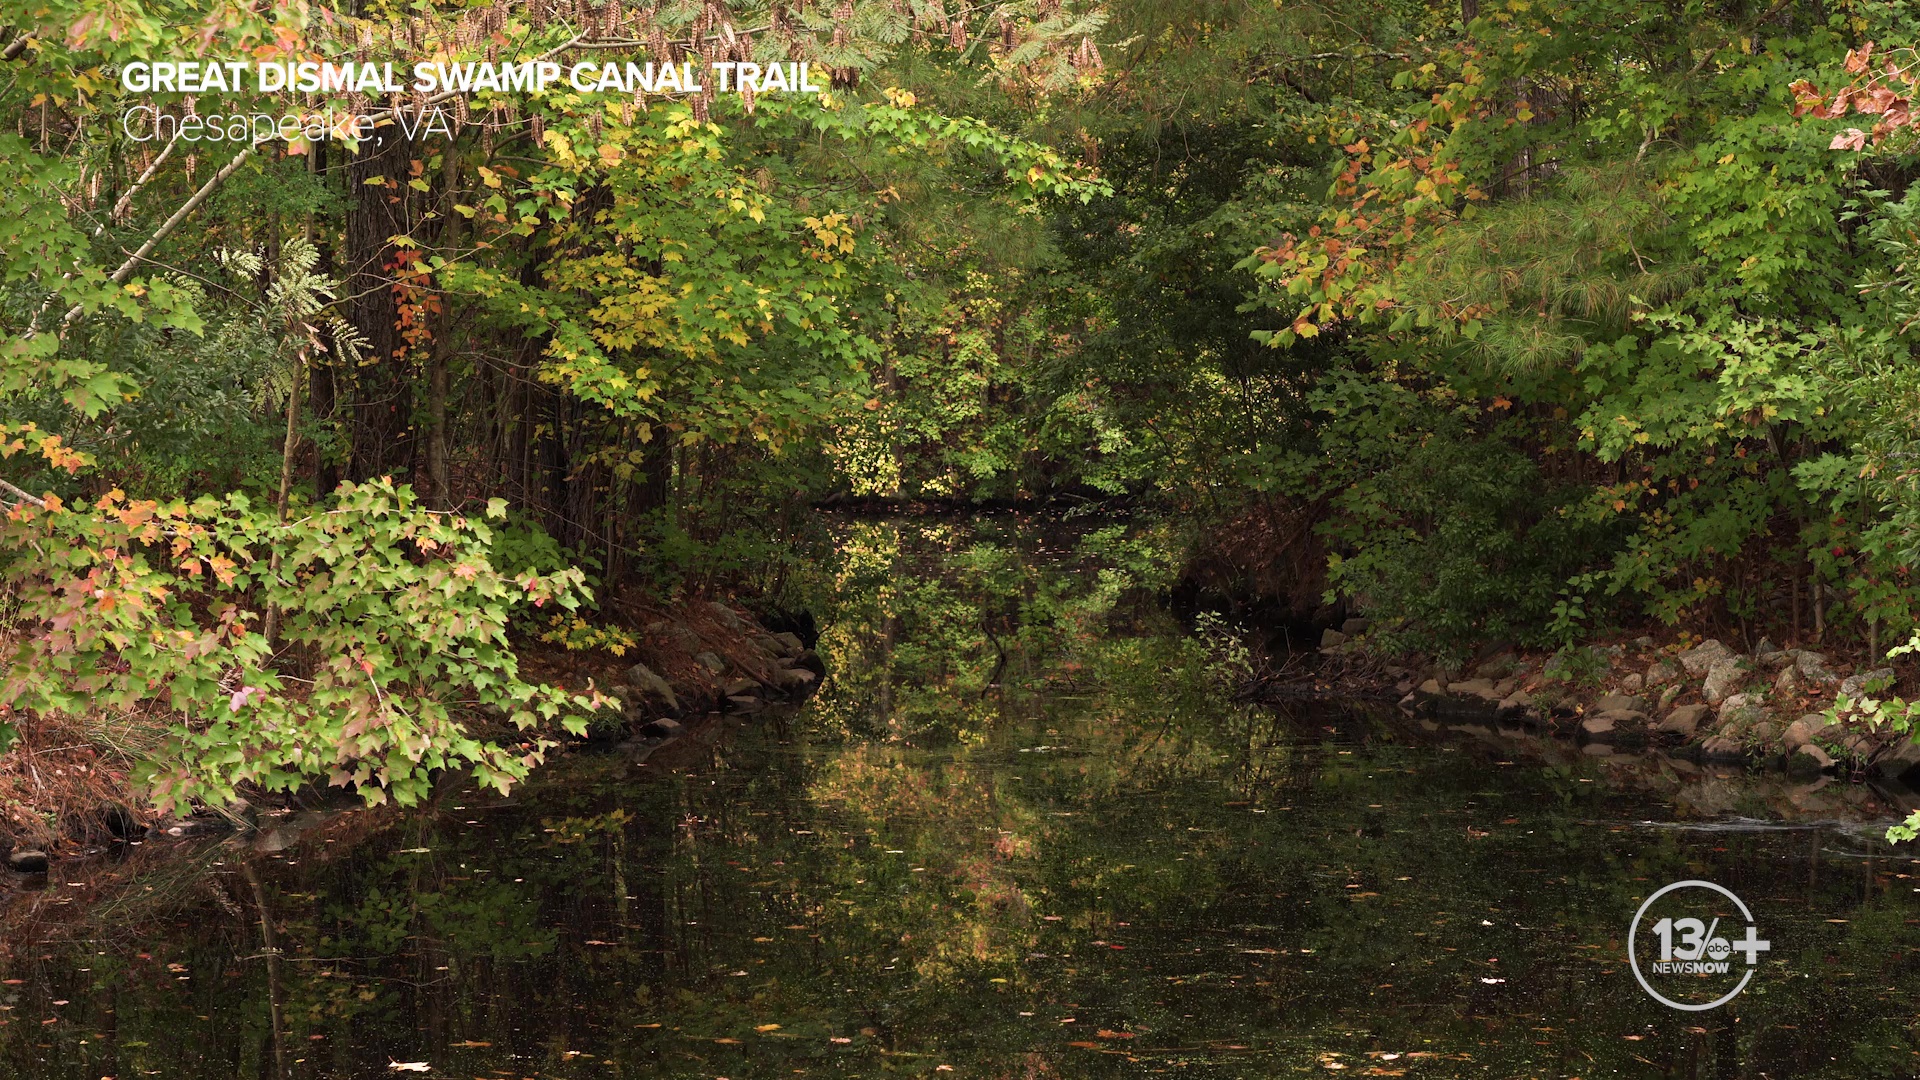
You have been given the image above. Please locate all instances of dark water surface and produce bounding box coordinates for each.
[5,520,1920,1079]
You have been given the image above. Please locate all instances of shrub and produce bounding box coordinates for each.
[0,479,600,814]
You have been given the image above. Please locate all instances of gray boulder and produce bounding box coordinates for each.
[6,849,47,873]
[1657,704,1711,738]
[705,600,749,630]
[772,631,806,656]
[1796,651,1838,684]
[1593,693,1646,714]
[1782,714,1830,750]
[693,651,727,675]
[1839,667,1896,700]
[625,662,680,712]
[638,717,683,740]
[1680,639,1736,678]
[1701,658,1746,705]
[1773,664,1801,698]
[1699,736,1747,762]
[771,666,817,691]
[1793,743,1836,772]
[1320,628,1347,649]
[1447,678,1502,702]
[1645,660,1679,686]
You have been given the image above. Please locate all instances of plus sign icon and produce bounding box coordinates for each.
[1629,880,1771,1011]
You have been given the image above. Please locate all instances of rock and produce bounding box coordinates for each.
[1701,658,1746,705]
[1418,678,1444,697]
[1680,639,1736,678]
[1875,737,1920,778]
[725,694,765,714]
[1632,635,1655,649]
[1320,628,1347,649]
[1794,743,1836,771]
[1749,719,1782,748]
[1716,693,1766,729]
[750,634,788,660]
[1773,664,1801,699]
[1582,710,1646,740]
[638,717,683,740]
[705,600,748,630]
[772,631,806,657]
[1474,652,1518,678]
[1783,714,1829,750]
[1839,667,1896,700]
[646,619,705,656]
[771,666,817,691]
[1699,737,1747,763]
[723,677,762,698]
[1593,694,1646,714]
[6,849,48,873]
[1752,637,1779,658]
[1341,617,1370,636]
[1582,742,1617,758]
[1645,660,1678,687]
[1619,673,1644,693]
[1658,684,1683,709]
[792,650,828,680]
[1762,649,1800,669]
[1496,692,1532,713]
[1491,677,1519,698]
[1657,704,1712,738]
[693,651,727,675]
[1446,678,1502,702]
[625,662,681,712]
[1796,651,1837,684]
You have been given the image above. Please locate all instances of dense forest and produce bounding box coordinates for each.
[3,0,1920,821]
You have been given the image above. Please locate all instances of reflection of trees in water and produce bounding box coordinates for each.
[1,523,1918,1076]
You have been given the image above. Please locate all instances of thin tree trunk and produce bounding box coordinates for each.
[425,139,462,509]
[262,356,303,646]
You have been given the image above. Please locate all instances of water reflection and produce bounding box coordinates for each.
[2,518,1919,1079]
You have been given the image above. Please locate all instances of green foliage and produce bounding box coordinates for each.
[0,479,600,813]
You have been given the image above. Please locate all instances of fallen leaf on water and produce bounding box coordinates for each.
[1096,1030,1135,1040]
[582,940,615,946]
[451,1041,491,1048]
[714,1038,741,1044]
[1068,1042,1100,1049]
[755,1024,781,1033]
[387,1063,430,1073]
[830,1037,852,1044]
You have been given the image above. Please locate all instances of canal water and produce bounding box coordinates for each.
[2,518,1919,1079]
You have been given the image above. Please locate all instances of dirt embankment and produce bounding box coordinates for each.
[0,597,821,875]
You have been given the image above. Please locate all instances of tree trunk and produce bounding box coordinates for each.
[344,126,416,484]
